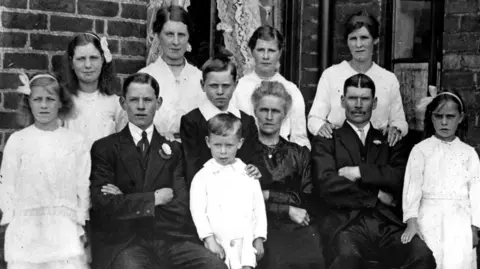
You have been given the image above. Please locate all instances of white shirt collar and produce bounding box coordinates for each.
[128,122,154,145]
[203,158,247,174]
[346,121,371,140]
[199,99,241,121]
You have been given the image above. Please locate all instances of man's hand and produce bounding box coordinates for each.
[378,190,396,207]
[383,126,402,147]
[253,238,265,261]
[288,206,310,226]
[245,164,261,179]
[338,166,361,182]
[317,122,335,139]
[472,226,479,248]
[101,184,123,195]
[154,188,174,206]
[204,236,225,260]
[262,190,269,201]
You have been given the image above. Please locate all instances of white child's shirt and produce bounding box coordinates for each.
[190,158,267,269]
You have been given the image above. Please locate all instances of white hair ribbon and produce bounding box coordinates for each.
[16,73,58,96]
[416,86,464,113]
[84,33,112,63]
[17,73,31,95]
[100,36,113,63]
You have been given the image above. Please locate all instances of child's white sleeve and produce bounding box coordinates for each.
[468,149,480,228]
[0,134,19,225]
[76,138,91,225]
[252,180,267,241]
[402,146,425,222]
[190,171,213,240]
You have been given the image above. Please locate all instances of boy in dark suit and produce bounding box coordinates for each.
[311,74,436,269]
[89,73,226,269]
[180,50,269,185]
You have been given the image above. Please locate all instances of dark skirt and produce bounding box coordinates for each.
[258,225,325,269]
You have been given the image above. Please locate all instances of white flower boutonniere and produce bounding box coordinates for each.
[159,143,172,160]
[373,140,382,145]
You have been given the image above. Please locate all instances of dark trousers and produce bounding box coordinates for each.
[258,225,325,269]
[325,210,436,269]
[110,237,227,269]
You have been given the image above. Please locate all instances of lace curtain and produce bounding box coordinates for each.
[216,0,261,75]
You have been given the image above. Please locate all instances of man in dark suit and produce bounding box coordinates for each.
[89,73,226,269]
[311,74,436,269]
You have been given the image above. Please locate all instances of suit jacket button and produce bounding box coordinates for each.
[146,209,151,214]
[136,211,140,214]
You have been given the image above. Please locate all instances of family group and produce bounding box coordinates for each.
[0,4,479,269]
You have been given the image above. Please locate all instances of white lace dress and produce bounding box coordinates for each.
[0,126,91,269]
[403,136,480,269]
[63,90,127,149]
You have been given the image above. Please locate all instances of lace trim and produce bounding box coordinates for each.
[216,0,261,75]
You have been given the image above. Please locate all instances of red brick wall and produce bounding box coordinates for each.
[301,0,382,112]
[442,0,480,147]
[0,0,148,150]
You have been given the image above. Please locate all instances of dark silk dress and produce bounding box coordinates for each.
[257,137,324,269]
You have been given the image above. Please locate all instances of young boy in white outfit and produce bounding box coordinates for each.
[190,113,267,269]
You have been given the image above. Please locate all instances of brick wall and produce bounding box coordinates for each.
[442,0,480,147]
[0,0,148,150]
[301,0,382,112]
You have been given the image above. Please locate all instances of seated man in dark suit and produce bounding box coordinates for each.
[89,73,226,269]
[180,49,270,185]
[311,73,436,269]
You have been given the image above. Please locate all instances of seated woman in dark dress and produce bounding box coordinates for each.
[251,81,324,269]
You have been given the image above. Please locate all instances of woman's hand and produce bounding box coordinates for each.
[245,164,261,179]
[253,238,265,261]
[288,206,310,226]
[204,236,225,260]
[101,184,123,195]
[401,218,424,244]
[383,126,402,147]
[317,122,335,138]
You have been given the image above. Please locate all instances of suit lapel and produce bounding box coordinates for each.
[118,126,144,187]
[337,122,362,165]
[143,129,167,190]
[365,128,384,164]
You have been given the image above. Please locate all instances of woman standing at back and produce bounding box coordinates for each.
[139,5,205,141]
[232,25,310,149]
[308,11,407,146]
[62,32,127,149]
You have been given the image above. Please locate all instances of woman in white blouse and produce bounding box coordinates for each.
[308,11,407,146]
[232,25,310,149]
[139,5,205,141]
[62,32,127,149]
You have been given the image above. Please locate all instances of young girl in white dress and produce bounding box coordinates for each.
[0,73,91,269]
[62,32,127,149]
[401,91,480,269]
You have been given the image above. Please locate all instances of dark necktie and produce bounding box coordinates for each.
[137,131,149,160]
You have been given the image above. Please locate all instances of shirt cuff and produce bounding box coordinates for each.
[403,211,418,223]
